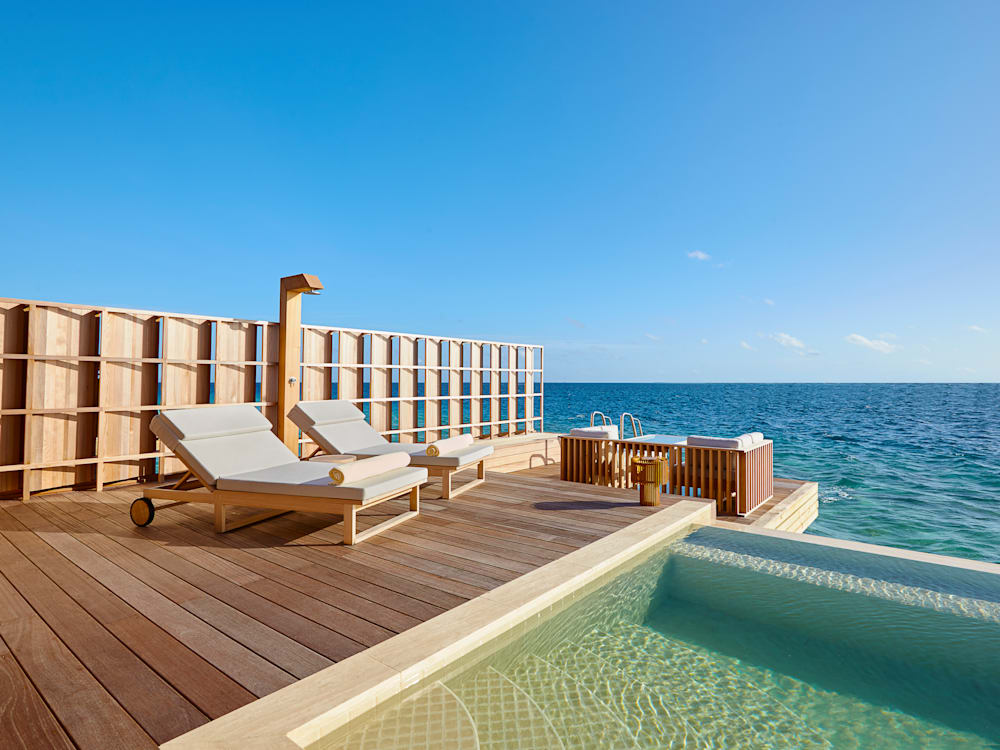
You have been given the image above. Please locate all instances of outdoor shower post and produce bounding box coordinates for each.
[277,273,324,453]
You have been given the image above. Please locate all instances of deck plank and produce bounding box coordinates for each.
[0,511,257,719]
[0,640,76,750]
[0,530,208,743]
[0,569,157,749]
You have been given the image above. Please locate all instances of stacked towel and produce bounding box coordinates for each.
[426,434,474,457]
[687,432,766,450]
[329,452,410,485]
[569,425,620,440]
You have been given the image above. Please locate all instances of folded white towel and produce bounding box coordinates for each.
[748,431,764,444]
[329,452,410,485]
[569,425,620,440]
[426,433,474,457]
[687,435,743,449]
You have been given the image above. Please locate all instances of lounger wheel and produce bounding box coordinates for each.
[130,497,155,527]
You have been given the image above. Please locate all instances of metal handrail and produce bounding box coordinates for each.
[620,412,644,439]
[589,411,612,427]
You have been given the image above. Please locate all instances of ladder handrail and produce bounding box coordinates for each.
[620,412,644,439]
[589,411,612,427]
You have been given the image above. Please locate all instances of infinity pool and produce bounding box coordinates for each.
[317,527,1000,749]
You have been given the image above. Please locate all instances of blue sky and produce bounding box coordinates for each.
[2,1,998,382]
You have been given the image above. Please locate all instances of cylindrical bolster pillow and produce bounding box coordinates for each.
[329,452,410,485]
[425,434,474,457]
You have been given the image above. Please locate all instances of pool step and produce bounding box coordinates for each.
[585,621,833,750]
[499,653,641,749]
[448,666,566,750]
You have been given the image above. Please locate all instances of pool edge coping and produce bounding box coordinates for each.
[160,499,716,749]
[713,520,1000,576]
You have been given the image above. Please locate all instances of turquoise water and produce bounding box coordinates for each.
[320,526,1000,749]
[543,383,1000,564]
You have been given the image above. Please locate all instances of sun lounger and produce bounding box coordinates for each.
[289,400,494,499]
[133,404,426,544]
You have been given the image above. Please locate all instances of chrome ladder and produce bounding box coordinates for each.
[619,412,644,439]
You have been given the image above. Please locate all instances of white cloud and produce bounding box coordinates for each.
[845,333,900,354]
[740,340,754,351]
[877,332,897,340]
[770,332,805,349]
[644,332,660,342]
[700,338,708,345]
[915,358,932,365]
[970,325,988,334]
[687,250,711,261]
[763,298,775,306]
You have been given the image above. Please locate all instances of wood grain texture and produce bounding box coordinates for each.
[0,465,704,748]
[0,639,75,750]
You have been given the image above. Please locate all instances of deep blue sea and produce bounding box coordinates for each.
[542,383,1000,564]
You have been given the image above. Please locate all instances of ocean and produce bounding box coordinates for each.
[542,383,1000,564]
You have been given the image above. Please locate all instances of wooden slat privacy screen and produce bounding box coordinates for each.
[0,298,543,499]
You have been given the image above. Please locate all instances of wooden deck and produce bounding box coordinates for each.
[521,463,818,532]
[0,468,714,749]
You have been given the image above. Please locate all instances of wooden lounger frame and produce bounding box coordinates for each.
[137,470,421,545]
[426,460,487,500]
[306,445,487,500]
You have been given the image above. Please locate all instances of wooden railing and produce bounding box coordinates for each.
[298,324,543,448]
[558,436,773,516]
[0,297,543,499]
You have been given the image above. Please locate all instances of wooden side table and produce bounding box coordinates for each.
[631,456,669,506]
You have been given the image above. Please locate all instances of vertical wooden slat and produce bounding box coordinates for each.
[369,334,390,434]
[537,347,544,433]
[506,345,517,436]
[20,304,35,500]
[300,328,332,402]
[424,340,440,441]
[524,347,535,432]
[448,341,462,436]
[337,331,361,404]
[0,302,28,497]
[489,344,501,439]
[261,323,280,427]
[470,343,483,438]
[29,305,99,493]
[215,320,257,404]
[161,316,211,474]
[100,310,159,486]
[397,336,416,443]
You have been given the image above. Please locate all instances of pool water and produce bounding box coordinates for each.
[317,527,1000,749]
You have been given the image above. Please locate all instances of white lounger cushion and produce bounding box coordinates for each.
[290,401,389,454]
[217,462,428,503]
[289,400,369,427]
[569,425,620,439]
[152,406,297,486]
[290,400,493,467]
[156,404,273,440]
